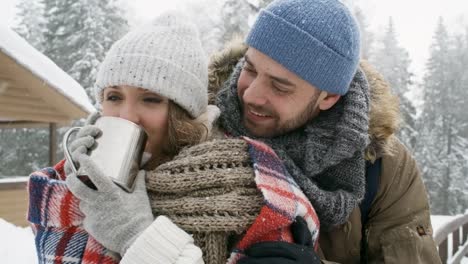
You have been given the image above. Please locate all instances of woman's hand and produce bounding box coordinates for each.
[64,111,102,176]
[66,154,154,255]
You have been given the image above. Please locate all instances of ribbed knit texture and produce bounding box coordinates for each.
[95,12,208,117]
[216,61,370,229]
[246,0,360,95]
[147,139,260,264]
[122,216,204,264]
[146,138,320,264]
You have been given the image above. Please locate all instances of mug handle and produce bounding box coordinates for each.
[62,127,82,175]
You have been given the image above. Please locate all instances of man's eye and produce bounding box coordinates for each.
[243,66,256,74]
[272,84,289,94]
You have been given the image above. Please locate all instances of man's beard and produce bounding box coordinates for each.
[241,92,320,138]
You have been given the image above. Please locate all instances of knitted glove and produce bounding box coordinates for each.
[64,111,102,176]
[238,216,321,264]
[66,153,154,255]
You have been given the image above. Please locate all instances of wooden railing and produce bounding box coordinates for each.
[0,177,29,226]
[434,213,468,264]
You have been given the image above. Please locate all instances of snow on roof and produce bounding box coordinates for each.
[0,25,95,113]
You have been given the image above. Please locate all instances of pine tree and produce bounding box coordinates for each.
[355,7,373,60]
[258,0,274,9]
[452,27,468,138]
[0,127,49,177]
[369,18,417,150]
[219,0,275,44]
[13,0,46,51]
[42,0,129,104]
[220,0,254,42]
[180,0,224,55]
[416,18,468,214]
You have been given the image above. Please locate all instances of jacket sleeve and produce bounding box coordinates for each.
[120,216,204,264]
[365,138,442,263]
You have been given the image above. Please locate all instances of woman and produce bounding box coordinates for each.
[29,11,320,264]
[28,12,218,264]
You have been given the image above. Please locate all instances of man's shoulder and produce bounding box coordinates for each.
[371,136,427,216]
[378,136,419,187]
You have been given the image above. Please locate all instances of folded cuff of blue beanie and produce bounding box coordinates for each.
[246,10,359,95]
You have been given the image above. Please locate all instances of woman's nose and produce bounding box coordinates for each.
[119,103,140,125]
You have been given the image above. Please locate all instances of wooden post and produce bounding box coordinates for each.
[463,223,468,244]
[464,223,468,257]
[453,229,460,256]
[49,123,57,166]
[439,239,448,263]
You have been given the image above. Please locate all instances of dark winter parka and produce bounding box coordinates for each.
[207,42,442,264]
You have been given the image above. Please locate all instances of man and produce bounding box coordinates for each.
[207,0,442,263]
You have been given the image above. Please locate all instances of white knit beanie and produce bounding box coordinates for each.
[95,12,208,118]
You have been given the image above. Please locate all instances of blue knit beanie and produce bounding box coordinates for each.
[246,0,361,95]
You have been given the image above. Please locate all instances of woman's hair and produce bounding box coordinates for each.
[160,100,207,160]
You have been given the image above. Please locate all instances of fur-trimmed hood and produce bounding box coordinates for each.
[208,41,401,161]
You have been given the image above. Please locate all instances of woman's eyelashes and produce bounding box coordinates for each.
[105,93,122,102]
[143,96,163,104]
[104,93,163,104]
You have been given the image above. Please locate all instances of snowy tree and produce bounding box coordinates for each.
[220,0,255,42]
[180,0,224,56]
[416,18,468,215]
[353,6,373,60]
[452,27,468,138]
[257,0,274,9]
[369,18,417,150]
[0,128,49,177]
[342,1,374,60]
[13,0,46,51]
[219,0,274,43]
[42,0,129,104]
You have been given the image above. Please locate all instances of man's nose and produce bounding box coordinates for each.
[242,78,267,106]
[119,103,140,125]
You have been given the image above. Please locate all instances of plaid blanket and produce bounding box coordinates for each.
[28,159,119,264]
[227,137,320,263]
[27,138,319,264]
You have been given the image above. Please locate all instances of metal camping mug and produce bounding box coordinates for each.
[63,116,147,192]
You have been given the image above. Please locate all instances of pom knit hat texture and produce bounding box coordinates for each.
[95,12,208,117]
[246,0,361,95]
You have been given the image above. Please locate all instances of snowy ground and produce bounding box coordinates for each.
[0,218,37,264]
[0,216,467,264]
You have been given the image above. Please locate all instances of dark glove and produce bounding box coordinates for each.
[238,216,321,264]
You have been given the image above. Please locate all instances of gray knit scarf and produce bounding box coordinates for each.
[216,61,370,229]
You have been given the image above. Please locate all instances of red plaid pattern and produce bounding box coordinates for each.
[228,137,320,263]
[28,137,319,264]
[28,159,119,264]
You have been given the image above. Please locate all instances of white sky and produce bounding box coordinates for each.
[1,0,467,80]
